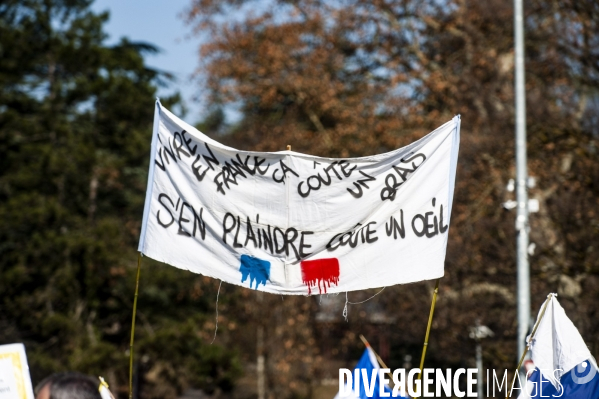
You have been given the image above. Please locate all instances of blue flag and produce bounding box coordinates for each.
[521,361,599,399]
[335,348,404,399]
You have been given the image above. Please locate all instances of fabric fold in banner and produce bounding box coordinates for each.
[138,101,460,295]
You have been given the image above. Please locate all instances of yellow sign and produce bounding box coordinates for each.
[0,344,34,399]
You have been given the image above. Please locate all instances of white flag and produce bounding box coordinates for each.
[528,294,596,387]
[138,101,460,295]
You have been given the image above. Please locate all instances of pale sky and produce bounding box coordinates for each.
[92,0,205,122]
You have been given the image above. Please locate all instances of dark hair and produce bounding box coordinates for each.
[35,372,101,399]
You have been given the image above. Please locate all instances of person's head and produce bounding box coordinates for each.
[35,372,101,399]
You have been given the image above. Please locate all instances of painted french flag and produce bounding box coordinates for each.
[301,258,340,295]
[518,294,599,399]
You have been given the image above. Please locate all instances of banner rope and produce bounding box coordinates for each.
[342,287,387,321]
[343,292,348,321]
[211,280,223,344]
[349,287,386,305]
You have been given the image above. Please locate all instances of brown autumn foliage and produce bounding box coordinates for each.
[182,0,599,397]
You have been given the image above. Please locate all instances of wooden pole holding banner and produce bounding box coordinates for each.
[360,334,390,370]
[416,278,441,384]
[129,253,142,399]
[505,294,553,399]
[359,334,394,385]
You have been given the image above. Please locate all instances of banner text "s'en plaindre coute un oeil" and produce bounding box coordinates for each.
[138,101,460,295]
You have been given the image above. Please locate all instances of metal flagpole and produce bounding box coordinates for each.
[514,0,530,366]
[476,340,483,398]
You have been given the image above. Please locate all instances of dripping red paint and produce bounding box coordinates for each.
[300,258,340,294]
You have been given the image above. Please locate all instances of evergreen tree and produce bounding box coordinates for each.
[0,1,240,397]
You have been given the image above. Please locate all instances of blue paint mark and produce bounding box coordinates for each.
[239,255,270,289]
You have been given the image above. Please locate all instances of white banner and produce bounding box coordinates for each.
[138,101,460,295]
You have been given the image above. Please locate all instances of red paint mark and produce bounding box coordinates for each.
[301,258,340,295]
